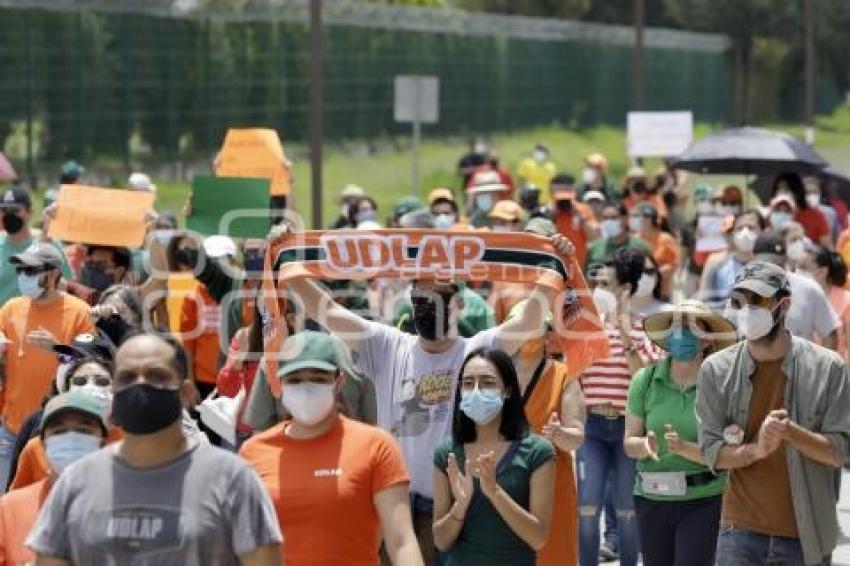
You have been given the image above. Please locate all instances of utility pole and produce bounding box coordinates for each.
[804,0,815,144]
[632,0,646,111]
[309,0,324,229]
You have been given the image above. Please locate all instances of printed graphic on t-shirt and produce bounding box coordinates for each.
[86,506,183,554]
[392,370,453,437]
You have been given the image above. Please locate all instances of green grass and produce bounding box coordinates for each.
[46,108,850,229]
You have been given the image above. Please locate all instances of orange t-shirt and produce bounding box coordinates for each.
[0,477,51,566]
[9,426,123,491]
[795,207,829,243]
[0,294,94,433]
[552,203,597,269]
[179,284,222,385]
[640,230,680,269]
[240,416,410,566]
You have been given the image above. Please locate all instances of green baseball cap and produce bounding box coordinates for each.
[733,260,791,298]
[61,160,85,180]
[393,196,423,220]
[524,217,556,237]
[40,391,109,437]
[277,331,341,378]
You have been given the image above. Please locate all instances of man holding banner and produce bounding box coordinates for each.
[267,226,605,561]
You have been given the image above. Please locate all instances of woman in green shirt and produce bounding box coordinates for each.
[433,347,556,565]
[624,300,736,566]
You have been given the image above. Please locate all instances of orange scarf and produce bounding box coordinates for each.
[262,229,608,397]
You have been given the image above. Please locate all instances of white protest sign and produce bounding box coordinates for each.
[628,111,693,157]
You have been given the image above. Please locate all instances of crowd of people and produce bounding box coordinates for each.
[0,140,848,566]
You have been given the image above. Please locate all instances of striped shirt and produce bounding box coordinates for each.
[580,322,663,412]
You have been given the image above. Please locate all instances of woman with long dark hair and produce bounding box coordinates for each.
[772,172,830,246]
[433,347,556,565]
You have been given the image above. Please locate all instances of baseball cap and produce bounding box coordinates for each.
[733,260,791,298]
[61,160,85,180]
[277,331,341,378]
[581,190,606,203]
[584,153,609,172]
[53,333,115,362]
[128,172,156,193]
[203,236,237,259]
[0,187,32,210]
[694,184,712,202]
[551,175,577,200]
[427,187,456,206]
[488,200,527,222]
[770,194,797,211]
[753,231,787,258]
[524,217,556,237]
[10,242,63,269]
[393,197,422,220]
[340,184,365,200]
[40,390,109,438]
[399,208,435,229]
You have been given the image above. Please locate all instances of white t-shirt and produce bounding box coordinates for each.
[787,272,840,340]
[356,321,498,498]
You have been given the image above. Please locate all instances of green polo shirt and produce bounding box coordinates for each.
[585,236,650,271]
[627,359,726,501]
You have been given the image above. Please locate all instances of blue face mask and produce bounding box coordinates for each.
[459,386,504,425]
[45,431,100,474]
[17,273,44,298]
[666,329,701,362]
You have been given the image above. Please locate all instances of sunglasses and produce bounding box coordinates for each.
[15,266,49,276]
[69,374,112,388]
[643,267,658,276]
[728,293,773,310]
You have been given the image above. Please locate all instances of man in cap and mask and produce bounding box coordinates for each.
[27,332,283,565]
[550,174,598,269]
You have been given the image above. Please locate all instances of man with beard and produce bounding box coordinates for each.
[696,261,850,566]
[284,233,575,562]
[0,188,71,307]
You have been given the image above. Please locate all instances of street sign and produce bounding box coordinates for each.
[394,75,439,124]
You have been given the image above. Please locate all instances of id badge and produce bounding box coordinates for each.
[640,472,688,496]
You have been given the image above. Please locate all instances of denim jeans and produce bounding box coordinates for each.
[716,526,830,566]
[577,414,639,566]
[0,422,18,492]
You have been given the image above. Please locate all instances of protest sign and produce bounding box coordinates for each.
[215,128,291,196]
[49,185,154,247]
[695,214,728,253]
[627,111,693,157]
[260,229,610,398]
[187,176,271,238]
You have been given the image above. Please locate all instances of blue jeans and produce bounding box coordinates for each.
[0,422,17,491]
[716,526,828,565]
[577,414,639,566]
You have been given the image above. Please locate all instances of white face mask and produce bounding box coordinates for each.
[533,150,547,163]
[600,219,623,239]
[475,194,495,213]
[806,193,821,208]
[582,167,597,185]
[592,287,618,319]
[45,431,101,474]
[628,216,644,232]
[473,142,487,154]
[281,382,336,426]
[770,211,793,230]
[635,273,656,297]
[724,304,778,341]
[696,201,713,215]
[433,213,456,229]
[18,273,44,299]
[787,240,805,261]
[733,228,758,253]
[70,383,113,414]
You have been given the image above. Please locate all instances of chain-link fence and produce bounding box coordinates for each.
[0,0,730,181]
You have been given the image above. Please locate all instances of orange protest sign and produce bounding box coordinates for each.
[215,128,291,196]
[49,185,155,247]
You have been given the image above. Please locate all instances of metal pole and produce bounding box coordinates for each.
[309,0,324,229]
[804,0,815,144]
[632,0,645,111]
[24,9,34,187]
[412,119,421,196]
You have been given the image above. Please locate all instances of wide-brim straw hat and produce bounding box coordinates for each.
[643,299,738,351]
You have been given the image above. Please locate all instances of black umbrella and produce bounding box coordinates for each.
[671,127,828,175]
[821,166,850,205]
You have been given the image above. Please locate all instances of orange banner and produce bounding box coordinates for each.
[49,185,155,247]
[215,128,291,196]
[262,229,609,398]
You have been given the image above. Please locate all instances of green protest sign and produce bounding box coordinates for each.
[187,175,271,238]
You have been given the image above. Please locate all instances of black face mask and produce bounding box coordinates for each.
[97,313,132,347]
[174,248,199,270]
[556,199,572,212]
[244,248,265,273]
[112,383,182,435]
[80,266,115,292]
[2,212,24,235]
[411,292,453,340]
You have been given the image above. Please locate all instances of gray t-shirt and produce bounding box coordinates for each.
[27,440,281,565]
